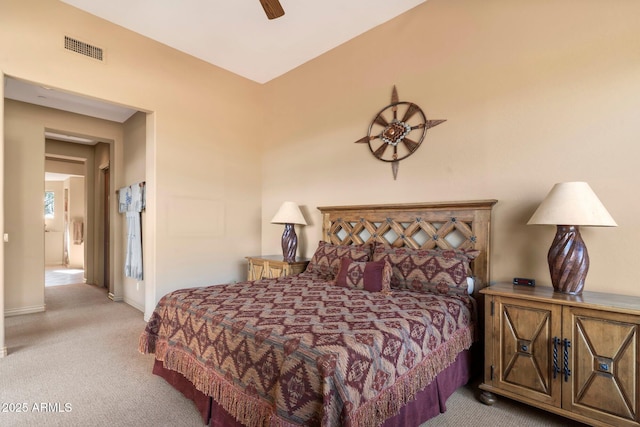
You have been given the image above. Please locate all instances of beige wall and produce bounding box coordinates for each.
[261,0,640,296]
[65,176,85,269]
[4,99,45,315]
[1,70,5,356]
[1,0,263,334]
[45,157,84,176]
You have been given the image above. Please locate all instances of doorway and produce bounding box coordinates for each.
[44,152,87,288]
[44,137,112,293]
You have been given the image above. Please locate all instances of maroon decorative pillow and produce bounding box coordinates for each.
[334,258,392,293]
[305,241,372,278]
[372,244,479,296]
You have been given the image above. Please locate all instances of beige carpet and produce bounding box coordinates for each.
[1,283,203,426]
[421,380,586,426]
[1,283,586,426]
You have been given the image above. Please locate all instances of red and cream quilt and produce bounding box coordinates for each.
[139,272,475,427]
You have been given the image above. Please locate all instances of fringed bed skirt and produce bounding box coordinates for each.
[152,348,474,427]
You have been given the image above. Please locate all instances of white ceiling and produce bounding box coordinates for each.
[4,77,138,123]
[5,1,426,127]
[60,0,427,84]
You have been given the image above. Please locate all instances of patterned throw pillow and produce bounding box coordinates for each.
[372,244,480,296]
[305,241,372,278]
[334,258,392,293]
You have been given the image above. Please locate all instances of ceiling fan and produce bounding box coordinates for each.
[260,0,285,19]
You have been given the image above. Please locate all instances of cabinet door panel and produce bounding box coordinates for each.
[564,307,639,425]
[267,265,286,278]
[495,297,562,406]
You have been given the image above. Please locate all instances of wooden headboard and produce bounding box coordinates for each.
[317,200,497,298]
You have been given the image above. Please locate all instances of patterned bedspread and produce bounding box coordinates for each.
[139,272,475,427]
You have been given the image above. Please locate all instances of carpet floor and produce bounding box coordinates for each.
[1,283,203,426]
[1,283,587,426]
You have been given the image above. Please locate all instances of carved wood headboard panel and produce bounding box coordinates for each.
[317,200,497,298]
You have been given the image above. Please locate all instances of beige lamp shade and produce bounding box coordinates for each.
[271,201,307,225]
[527,182,617,227]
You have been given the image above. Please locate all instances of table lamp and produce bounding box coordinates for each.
[271,201,307,263]
[527,182,616,295]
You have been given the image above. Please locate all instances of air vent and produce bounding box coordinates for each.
[64,36,104,61]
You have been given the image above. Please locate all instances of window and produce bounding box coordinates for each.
[44,191,55,219]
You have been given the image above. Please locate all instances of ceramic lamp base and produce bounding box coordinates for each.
[548,225,589,295]
[281,223,297,263]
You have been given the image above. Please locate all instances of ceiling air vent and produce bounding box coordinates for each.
[64,36,104,61]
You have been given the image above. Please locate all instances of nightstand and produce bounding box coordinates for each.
[245,255,309,280]
[480,283,640,427]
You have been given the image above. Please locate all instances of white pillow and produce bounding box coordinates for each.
[466,277,475,294]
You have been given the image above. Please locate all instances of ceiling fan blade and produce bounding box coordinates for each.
[260,0,285,19]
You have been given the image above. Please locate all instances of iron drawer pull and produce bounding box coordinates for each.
[553,337,560,379]
[563,338,571,382]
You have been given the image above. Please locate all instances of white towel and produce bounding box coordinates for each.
[131,182,145,213]
[119,182,145,213]
[118,185,132,213]
[121,182,145,280]
[125,211,143,280]
[72,220,83,245]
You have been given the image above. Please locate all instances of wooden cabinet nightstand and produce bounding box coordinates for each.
[245,255,309,280]
[480,283,640,427]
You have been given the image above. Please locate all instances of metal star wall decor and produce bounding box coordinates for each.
[355,86,446,179]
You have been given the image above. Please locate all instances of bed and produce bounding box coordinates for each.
[140,200,496,426]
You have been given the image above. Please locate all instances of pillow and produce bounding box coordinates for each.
[372,244,479,296]
[305,241,372,277]
[466,276,475,295]
[334,258,392,293]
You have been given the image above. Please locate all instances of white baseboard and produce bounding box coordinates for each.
[5,305,46,317]
[124,297,144,313]
[0,347,7,358]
